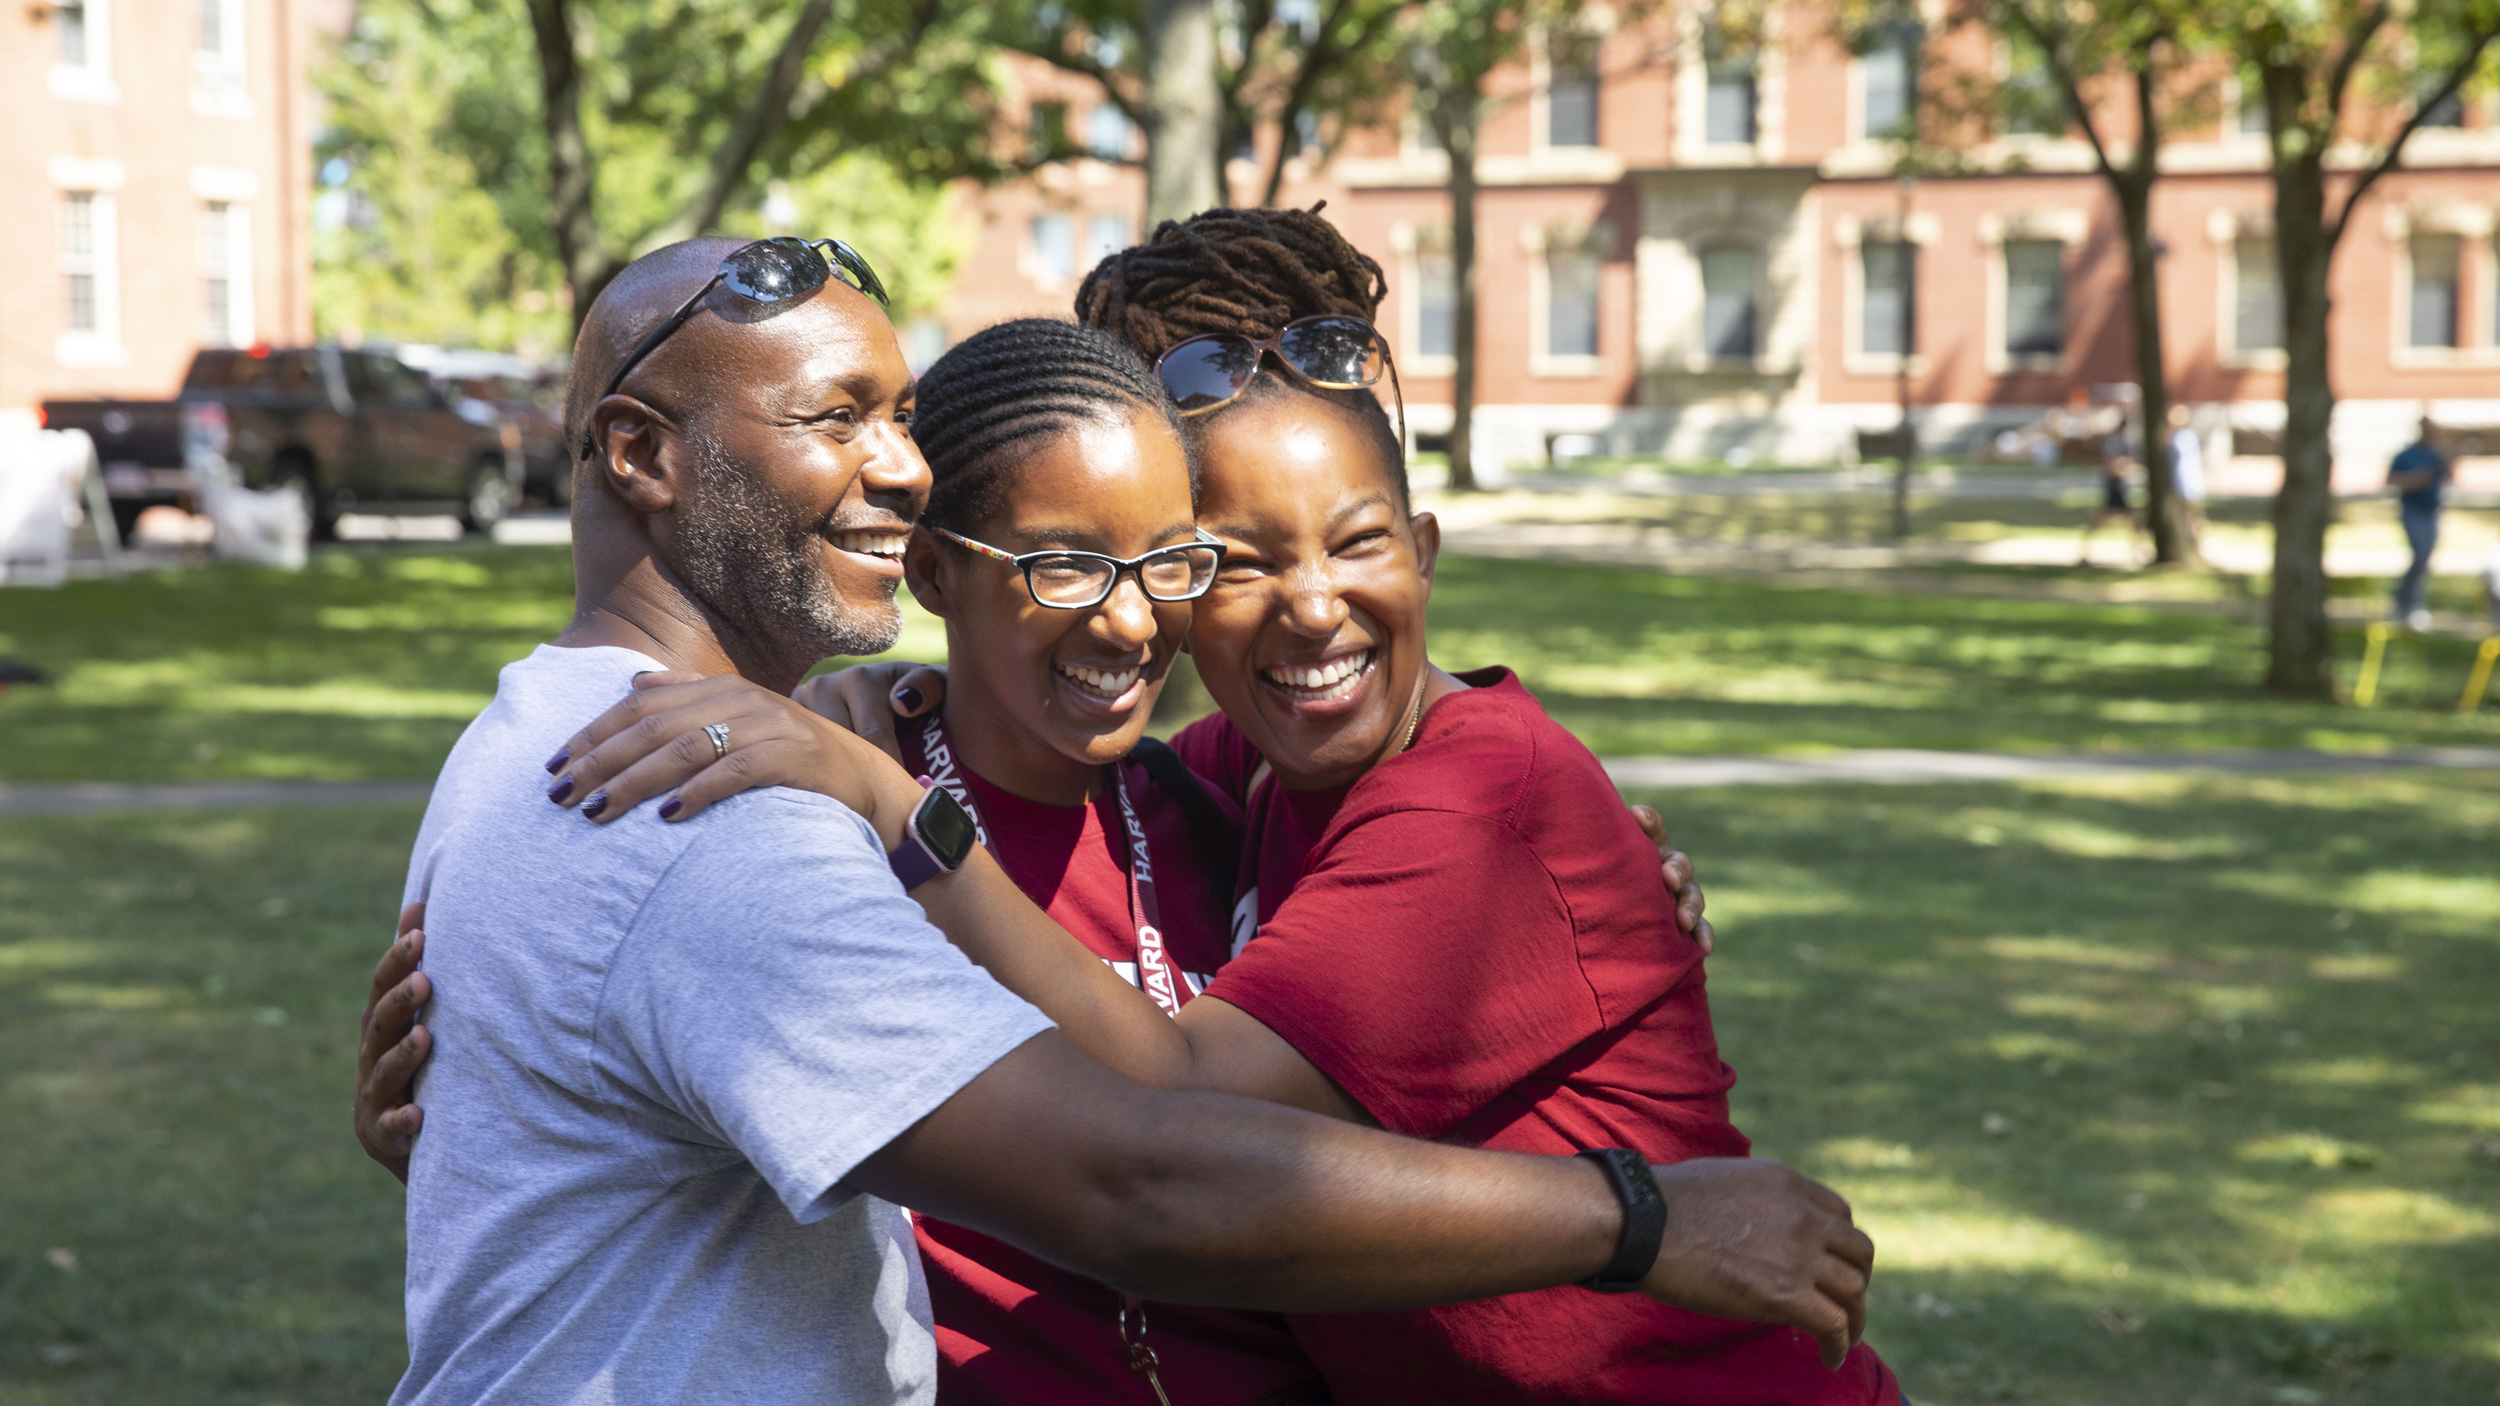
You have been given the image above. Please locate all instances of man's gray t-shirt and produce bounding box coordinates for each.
[392,644,1052,1405]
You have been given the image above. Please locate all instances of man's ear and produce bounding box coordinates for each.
[1409,510,1441,590]
[588,396,681,514]
[902,531,954,621]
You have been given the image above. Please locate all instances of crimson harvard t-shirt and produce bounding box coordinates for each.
[1176,669,1900,1406]
[897,717,1323,1406]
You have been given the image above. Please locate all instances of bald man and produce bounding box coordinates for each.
[375,239,1873,1405]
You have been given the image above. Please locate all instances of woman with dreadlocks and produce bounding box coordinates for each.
[357,209,1888,1404]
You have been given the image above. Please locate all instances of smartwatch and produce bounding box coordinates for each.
[887,780,978,892]
[1577,1148,1667,1292]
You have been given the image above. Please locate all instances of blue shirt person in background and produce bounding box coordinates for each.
[2389,417,2449,630]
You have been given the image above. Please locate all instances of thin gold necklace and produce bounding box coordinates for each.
[1391,675,1428,756]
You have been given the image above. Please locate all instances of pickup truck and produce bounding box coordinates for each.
[41,344,524,543]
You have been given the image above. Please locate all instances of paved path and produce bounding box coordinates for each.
[1601,746,2500,789]
[7,748,2493,816]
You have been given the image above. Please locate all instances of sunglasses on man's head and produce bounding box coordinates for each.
[1153,314,1406,444]
[577,237,890,461]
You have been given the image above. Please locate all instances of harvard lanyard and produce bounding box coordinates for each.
[916,714,1184,1017]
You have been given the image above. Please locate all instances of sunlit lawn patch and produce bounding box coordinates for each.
[1663,769,2500,1404]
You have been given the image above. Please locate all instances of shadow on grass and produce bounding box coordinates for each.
[1640,771,2500,1405]
[1426,557,2500,756]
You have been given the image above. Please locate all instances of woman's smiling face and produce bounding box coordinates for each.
[1186,389,1436,791]
[906,410,1200,777]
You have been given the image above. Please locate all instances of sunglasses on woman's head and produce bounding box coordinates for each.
[923,525,1228,610]
[1153,314,1406,444]
[576,237,890,461]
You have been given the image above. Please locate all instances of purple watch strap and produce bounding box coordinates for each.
[888,829,945,892]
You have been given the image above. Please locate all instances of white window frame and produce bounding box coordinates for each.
[2384,206,2500,368]
[198,200,255,349]
[49,0,120,104]
[1835,212,1934,376]
[1978,211,2085,373]
[1525,223,1608,379]
[55,178,127,368]
[1388,222,1458,378]
[1025,211,1076,287]
[192,0,253,118]
[2208,212,2286,369]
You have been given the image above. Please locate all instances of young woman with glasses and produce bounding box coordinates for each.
[359,211,1883,1402]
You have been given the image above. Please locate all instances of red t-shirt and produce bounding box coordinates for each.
[1177,670,1900,1406]
[898,718,1323,1406]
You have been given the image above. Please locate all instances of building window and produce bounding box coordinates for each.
[1547,247,1600,357]
[2003,239,2064,356]
[2003,38,2061,136]
[61,0,91,62]
[2416,77,2465,129]
[199,201,252,347]
[1861,24,1921,139]
[2233,237,2281,353]
[1860,239,1915,356]
[1084,213,1131,270]
[2236,71,2269,134]
[1030,213,1074,283]
[1084,105,1134,160]
[1028,101,1068,159]
[1416,247,1456,359]
[2410,234,2461,348]
[198,0,225,55]
[63,194,99,332]
[1704,38,1758,145]
[1546,33,1599,148]
[1700,245,1758,359]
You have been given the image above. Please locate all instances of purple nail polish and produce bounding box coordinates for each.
[581,792,608,820]
[544,746,569,773]
[658,795,683,820]
[547,776,574,803]
[895,686,923,712]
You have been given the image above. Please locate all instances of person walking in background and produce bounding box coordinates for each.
[2078,416,2145,568]
[2389,415,2449,631]
[2165,404,2207,556]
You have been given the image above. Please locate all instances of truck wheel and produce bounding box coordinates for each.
[462,457,517,536]
[272,455,337,541]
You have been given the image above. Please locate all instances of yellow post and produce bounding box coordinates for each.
[2354,623,2391,707]
[2461,637,2500,714]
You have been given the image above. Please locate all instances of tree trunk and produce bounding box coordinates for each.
[1143,0,1222,226]
[2265,148,2338,699]
[2116,173,2191,565]
[526,0,614,328]
[1440,102,1482,492]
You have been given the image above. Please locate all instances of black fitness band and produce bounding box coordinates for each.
[1577,1148,1667,1292]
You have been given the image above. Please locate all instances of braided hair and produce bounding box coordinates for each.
[1076,205,1406,501]
[911,318,1189,536]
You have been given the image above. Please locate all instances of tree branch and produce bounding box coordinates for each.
[642,0,844,249]
[2328,22,2500,249]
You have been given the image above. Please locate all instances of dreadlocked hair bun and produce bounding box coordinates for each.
[1076,204,1407,503]
[1074,204,1387,364]
[911,318,1189,537]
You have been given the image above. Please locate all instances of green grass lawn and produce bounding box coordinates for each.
[3,541,2491,784]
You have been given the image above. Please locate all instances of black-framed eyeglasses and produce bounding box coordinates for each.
[576,237,890,460]
[923,525,1228,610]
[1152,314,1406,444]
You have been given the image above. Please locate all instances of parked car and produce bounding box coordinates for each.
[41,344,524,543]
[400,346,570,507]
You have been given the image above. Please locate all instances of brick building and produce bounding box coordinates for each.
[941,14,2500,485]
[1,0,320,432]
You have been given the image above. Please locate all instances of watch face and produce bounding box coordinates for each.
[914,786,980,870]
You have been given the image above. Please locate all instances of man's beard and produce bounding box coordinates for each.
[674,427,902,668]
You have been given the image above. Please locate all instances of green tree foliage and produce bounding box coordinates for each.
[314,0,998,354]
